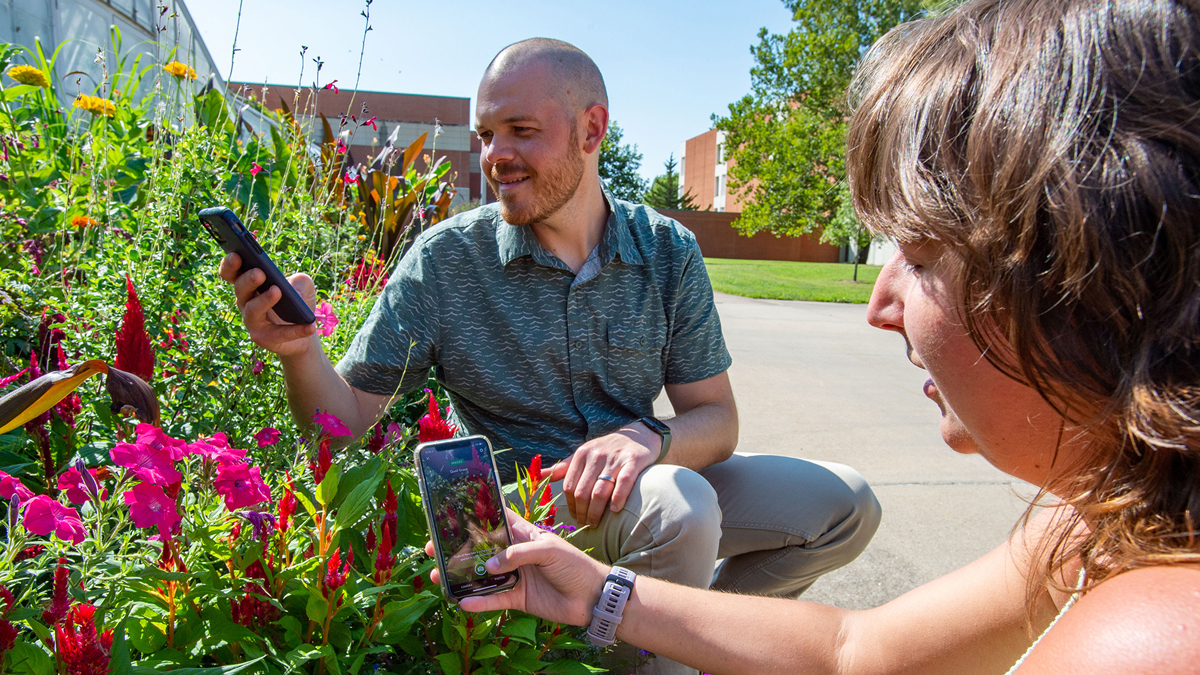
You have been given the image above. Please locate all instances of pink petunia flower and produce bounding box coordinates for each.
[313,410,352,438]
[186,432,247,466]
[253,427,281,447]
[57,467,107,505]
[110,441,182,486]
[123,483,181,537]
[23,496,85,544]
[214,463,271,510]
[314,301,338,337]
[135,424,188,460]
[0,471,33,502]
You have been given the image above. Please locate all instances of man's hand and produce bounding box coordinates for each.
[427,510,607,624]
[547,423,661,527]
[218,252,318,356]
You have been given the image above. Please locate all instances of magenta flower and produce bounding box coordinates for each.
[385,422,403,445]
[186,433,246,466]
[314,301,338,337]
[252,360,264,376]
[57,467,107,505]
[0,471,33,502]
[363,116,378,130]
[23,496,85,544]
[322,80,339,94]
[123,483,181,537]
[313,410,352,438]
[214,463,271,510]
[253,427,281,447]
[110,441,182,486]
[134,424,188,460]
[250,163,264,177]
[0,368,27,389]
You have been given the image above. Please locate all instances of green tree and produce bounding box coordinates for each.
[599,120,648,202]
[643,153,700,211]
[714,0,926,253]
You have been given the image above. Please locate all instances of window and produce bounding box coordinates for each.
[715,174,724,198]
[716,142,724,164]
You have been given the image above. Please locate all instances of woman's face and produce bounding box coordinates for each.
[867,242,1073,486]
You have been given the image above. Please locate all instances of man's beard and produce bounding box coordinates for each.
[489,128,586,226]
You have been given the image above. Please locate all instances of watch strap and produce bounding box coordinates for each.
[587,566,636,647]
[637,416,672,464]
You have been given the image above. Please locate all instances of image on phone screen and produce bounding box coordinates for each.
[418,437,516,597]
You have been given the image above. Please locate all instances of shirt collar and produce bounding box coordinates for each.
[494,184,645,269]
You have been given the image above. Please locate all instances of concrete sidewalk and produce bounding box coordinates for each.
[655,293,1034,609]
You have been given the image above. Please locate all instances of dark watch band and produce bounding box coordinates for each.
[637,416,672,464]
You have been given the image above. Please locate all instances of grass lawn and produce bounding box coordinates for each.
[704,258,882,303]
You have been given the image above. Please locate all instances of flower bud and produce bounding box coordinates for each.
[75,458,101,502]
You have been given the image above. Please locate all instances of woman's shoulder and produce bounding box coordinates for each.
[1018,566,1200,674]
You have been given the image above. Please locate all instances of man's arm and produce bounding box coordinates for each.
[221,254,392,439]
[549,371,738,527]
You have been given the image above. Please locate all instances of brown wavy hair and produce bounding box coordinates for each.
[846,0,1200,604]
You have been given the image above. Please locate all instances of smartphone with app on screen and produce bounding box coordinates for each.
[415,435,520,601]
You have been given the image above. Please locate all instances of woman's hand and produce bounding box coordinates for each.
[427,510,608,626]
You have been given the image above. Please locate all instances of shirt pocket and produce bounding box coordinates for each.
[604,320,668,404]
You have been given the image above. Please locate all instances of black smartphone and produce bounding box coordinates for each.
[197,206,316,325]
[415,435,520,601]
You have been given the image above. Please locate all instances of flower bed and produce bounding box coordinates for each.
[0,27,602,675]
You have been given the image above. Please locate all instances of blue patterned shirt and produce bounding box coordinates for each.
[335,189,731,476]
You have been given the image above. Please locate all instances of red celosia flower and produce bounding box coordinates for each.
[418,390,457,443]
[278,472,297,533]
[312,439,333,485]
[313,410,351,438]
[54,603,110,675]
[123,483,181,537]
[0,368,28,389]
[324,547,352,598]
[114,275,154,382]
[473,477,499,527]
[0,585,13,615]
[412,574,423,593]
[41,559,70,625]
[529,455,542,482]
[0,618,16,654]
[23,497,85,544]
[214,463,271,510]
[0,471,33,502]
[15,544,45,561]
[345,253,389,292]
[367,422,384,454]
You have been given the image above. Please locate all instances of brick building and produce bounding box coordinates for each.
[232,83,484,206]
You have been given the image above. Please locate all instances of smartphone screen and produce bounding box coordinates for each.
[417,436,518,598]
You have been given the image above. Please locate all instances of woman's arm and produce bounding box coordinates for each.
[440,509,1074,675]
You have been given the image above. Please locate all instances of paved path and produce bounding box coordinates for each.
[655,293,1034,609]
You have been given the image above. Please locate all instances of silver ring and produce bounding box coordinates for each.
[598,474,616,483]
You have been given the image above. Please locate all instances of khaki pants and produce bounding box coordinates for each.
[549,452,881,675]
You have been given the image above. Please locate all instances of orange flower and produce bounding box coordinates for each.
[162,61,197,80]
[70,216,97,228]
[72,94,115,117]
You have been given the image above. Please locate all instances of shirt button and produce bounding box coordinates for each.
[574,340,584,350]
[638,337,647,348]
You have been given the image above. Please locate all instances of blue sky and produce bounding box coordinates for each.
[187,0,797,184]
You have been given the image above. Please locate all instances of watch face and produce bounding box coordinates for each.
[641,416,670,435]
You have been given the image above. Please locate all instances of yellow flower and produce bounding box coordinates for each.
[8,65,48,88]
[163,61,197,80]
[71,215,98,228]
[72,94,115,117]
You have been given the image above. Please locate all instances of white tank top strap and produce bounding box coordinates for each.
[1003,569,1087,675]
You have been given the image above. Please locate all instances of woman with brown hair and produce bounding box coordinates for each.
[428,0,1200,672]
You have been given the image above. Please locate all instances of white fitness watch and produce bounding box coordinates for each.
[587,566,637,647]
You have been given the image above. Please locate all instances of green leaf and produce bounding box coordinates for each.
[319,645,342,675]
[283,644,323,670]
[130,654,266,675]
[332,466,383,530]
[305,588,329,624]
[434,653,463,675]
[4,84,38,98]
[316,464,341,506]
[7,642,55,675]
[107,620,132,675]
[501,617,537,644]
[538,661,607,674]
[472,644,502,660]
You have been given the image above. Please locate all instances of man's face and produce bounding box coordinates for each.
[475,64,586,225]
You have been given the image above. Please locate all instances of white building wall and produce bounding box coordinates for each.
[713,129,727,212]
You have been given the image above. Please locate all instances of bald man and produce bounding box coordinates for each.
[221,38,880,675]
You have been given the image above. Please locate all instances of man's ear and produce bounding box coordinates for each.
[581,104,609,155]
